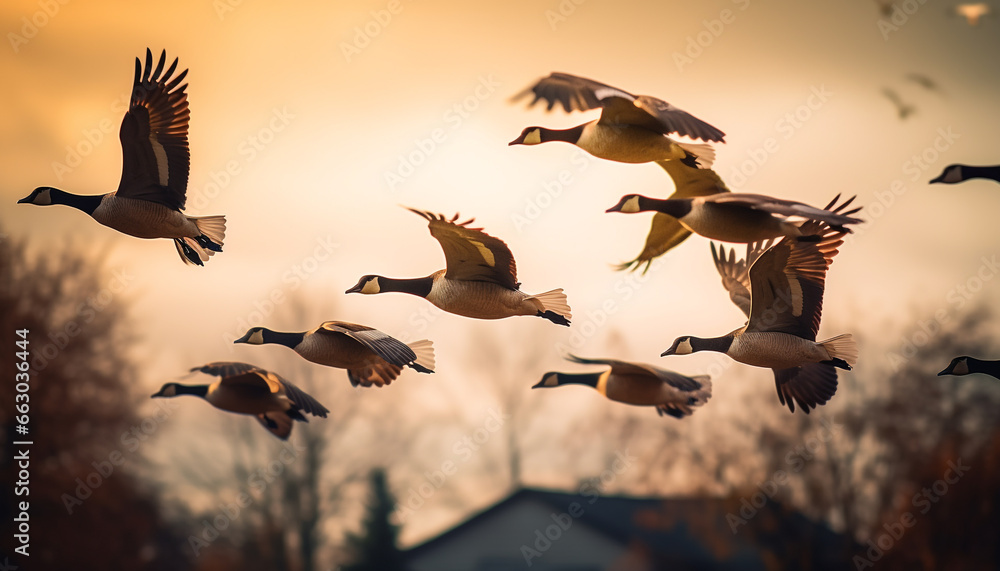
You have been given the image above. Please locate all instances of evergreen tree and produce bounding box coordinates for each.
[341,468,405,571]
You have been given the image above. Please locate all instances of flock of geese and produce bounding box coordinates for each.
[18,50,1000,438]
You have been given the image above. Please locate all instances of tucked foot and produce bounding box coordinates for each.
[538,310,571,326]
[195,235,223,252]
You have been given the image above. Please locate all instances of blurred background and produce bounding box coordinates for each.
[2,0,999,569]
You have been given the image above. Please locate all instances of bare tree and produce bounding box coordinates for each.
[0,227,189,570]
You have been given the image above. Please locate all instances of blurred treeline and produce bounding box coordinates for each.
[1,226,998,570]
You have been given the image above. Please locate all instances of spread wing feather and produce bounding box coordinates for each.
[513,72,725,142]
[407,208,519,289]
[116,49,191,210]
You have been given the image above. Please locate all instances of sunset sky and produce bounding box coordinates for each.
[3,0,999,548]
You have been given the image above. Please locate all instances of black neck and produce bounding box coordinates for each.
[555,372,601,388]
[262,329,306,348]
[50,188,104,216]
[964,165,1000,182]
[691,336,734,354]
[968,358,1000,376]
[544,124,586,144]
[644,197,692,218]
[175,384,209,397]
[380,276,434,298]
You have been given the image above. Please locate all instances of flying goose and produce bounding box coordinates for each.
[346,208,572,326]
[508,72,724,167]
[929,164,1000,185]
[606,192,862,245]
[533,354,712,418]
[662,214,858,414]
[615,160,731,273]
[151,362,329,439]
[234,321,434,387]
[881,88,916,121]
[17,49,225,266]
[709,196,860,412]
[938,356,1000,380]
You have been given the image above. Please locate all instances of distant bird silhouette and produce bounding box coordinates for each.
[882,88,916,120]
[17,49,225,265]
[929,164,1000,185]
[905,72,943,93]
[152,362,329,439]
[509,72,724,168]
[615,159,731,273]
[533,354,712,418]
[347,208,572,326]
[939,356,1000,379]
[956,3,991,25]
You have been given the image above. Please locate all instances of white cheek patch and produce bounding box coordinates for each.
[944,167,962,183]
[150,133,169,186]
[623,196,641,213]
[953,360,969,375]
[523,129,542,145]
[34,189,53,205]
[544,374,559,387]
[362,279,380,294]
[676,339,694,355]
[595,370,611,396]
[249,330,264,344]
[469,240,496,267]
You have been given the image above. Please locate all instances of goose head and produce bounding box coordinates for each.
[606,194,645,214]
[939,356,970,376]
[17,186,58,206]
[346,275,382,295]
[508,127,544,146]
[151,382,181,398]
[929,164,963,184]
[661,336,695,357]
[234,327,268,345]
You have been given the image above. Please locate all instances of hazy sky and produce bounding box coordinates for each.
[3,0,999,545]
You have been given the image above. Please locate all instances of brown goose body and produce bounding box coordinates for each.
[92,194,201,239]
[152,362,329,440]
[347,209,571,326]
[234,321,435,387]
[534,355,712,418]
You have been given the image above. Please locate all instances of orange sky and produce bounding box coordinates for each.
[2,0,999,546]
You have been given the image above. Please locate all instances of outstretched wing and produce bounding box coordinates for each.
[565,354,705,392]
[711,239,774,317]
[318,321,418,367]
[191,361,262,379]
[706,193,863,229]
[511,72,634,113]
[273,373,329,418]
[116,49,191,209]
[513,72,725,142]
[407,208,519,290]
[745,229,846,339]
